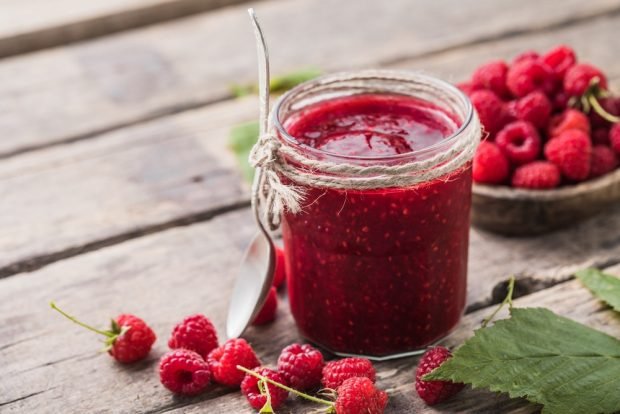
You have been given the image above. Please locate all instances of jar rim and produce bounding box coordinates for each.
[272,69,475,162]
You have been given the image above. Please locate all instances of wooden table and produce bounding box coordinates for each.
[1,0,620,412]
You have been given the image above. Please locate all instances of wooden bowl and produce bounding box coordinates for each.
[472,168,620,236]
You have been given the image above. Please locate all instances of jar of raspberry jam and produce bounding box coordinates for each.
[272,71,480,359]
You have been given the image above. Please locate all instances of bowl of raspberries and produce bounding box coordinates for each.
[459,45,620,235]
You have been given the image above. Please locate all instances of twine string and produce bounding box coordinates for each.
[248,100,480,230]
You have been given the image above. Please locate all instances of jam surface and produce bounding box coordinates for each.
[281,93,472,357]
[286,94,455,157]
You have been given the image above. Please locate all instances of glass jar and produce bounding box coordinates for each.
[272,70,479,359]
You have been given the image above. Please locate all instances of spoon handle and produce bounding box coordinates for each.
[247,8,272,238]
[248,8,270,136]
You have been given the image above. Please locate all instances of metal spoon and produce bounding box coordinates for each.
[226,8,276,339]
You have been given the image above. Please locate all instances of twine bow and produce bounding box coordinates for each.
[249,130,305,230]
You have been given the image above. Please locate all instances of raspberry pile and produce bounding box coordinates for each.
[237,347,388,414]
[461,45,620,189]
[53,299,445,412]
[160,318,389,413]
[160,315,261,395]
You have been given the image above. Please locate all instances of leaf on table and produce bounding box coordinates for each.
[425,307,620,414]
[576,268,620,312]
[230,67,322,97]
[229,121,259,183]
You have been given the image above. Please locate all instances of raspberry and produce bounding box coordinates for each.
[334,377,388,414]
[109,314,157,363]
[564,63,608,97]
[508,91,552,129]
[168,314,219,359]
[50,302,156,364]
[273,247,287,289]
[456,81,477,96]
[541,45,577,80]
[322,357,376,389]
[592,128,610,146]
[241,367,289,410]
[548,109,590,138]
[252,286,278,325]
[512,50,539,65]
[472,141,510,184]
[159,349,211,395]
[590,145,619,178]
[590,97,620,129]
[507,59,555,97]
[471,60,510,98]
[544,130,592,181]
[415,347,464,406]
[495,121,541,165]
[208,338,260,387]
[610,123,620,155]
[277,343,325,391]
[552,91,570,112]
[511,161,561,189]
[469,90,508,136]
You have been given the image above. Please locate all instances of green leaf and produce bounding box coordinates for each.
[110,318,121,334]
[259,402,274,414]
[228,121,259,183]
[228,68,321,180]
[258,379,274,413]
[425,307,620,414]
[576,268,620,312]
[269,67,322,94]
[230,67,322,97]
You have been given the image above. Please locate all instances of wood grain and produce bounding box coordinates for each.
[1,206,618,413]
[0,0,253,58]
[0,97,253,275]
[1,0,619,157]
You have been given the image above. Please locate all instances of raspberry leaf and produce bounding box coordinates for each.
[229,121,259,183]
[228,68,322,182]
[230,67,322,97]
[576,268,620,312]
[425,307,620,414]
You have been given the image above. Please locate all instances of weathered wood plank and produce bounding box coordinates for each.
[0,98,253,276]
[2,13,620,281]
[1,0,619,156]
[0,0,252,58]
[0,210,256,414]
[1,206,618,413]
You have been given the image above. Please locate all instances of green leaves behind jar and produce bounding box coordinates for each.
[228,68,321,183]
[229,121,260,183]
[230,67,322,98]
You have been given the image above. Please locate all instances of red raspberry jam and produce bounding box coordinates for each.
[278,90,473,358]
